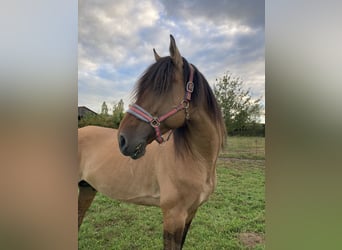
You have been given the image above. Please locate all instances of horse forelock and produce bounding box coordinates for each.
[133,57,175,102]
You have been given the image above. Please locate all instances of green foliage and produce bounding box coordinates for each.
[101,101,109,115]
[230,123,265,137]
[78,137,265,249]
[78,113,116,128]
[214,72,263,136]
[112,99,125,128]
[79,100,125,129]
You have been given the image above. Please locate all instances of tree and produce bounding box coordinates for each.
[79,100,125,129]
[101,101,108,115]
[112,99,125,128]
[214,72,262,135]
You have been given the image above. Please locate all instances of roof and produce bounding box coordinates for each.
[78,106,98,117]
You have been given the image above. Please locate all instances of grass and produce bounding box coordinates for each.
[79,136,265,249]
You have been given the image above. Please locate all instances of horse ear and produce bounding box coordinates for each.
[153,48,161,61]
[169,34,183,68]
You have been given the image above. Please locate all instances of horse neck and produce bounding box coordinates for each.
[186,109,222,166]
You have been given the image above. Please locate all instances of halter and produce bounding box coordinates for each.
[127,64,195,144]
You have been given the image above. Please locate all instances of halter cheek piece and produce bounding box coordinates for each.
[127,64,195,144]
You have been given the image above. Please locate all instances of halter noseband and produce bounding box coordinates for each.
[127,64,195,144]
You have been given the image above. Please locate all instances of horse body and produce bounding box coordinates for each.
[78,35,225,250]
[78,121,219,207]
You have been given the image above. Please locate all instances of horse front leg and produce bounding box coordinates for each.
[180,218,193,248]
[180,208,198,248]
[163,228,184,250]
[162,208,187,250]
[162,208,197,250]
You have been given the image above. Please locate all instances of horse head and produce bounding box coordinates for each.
[118,35,193,159]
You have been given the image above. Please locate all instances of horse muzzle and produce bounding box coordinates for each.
[118,133,147,160]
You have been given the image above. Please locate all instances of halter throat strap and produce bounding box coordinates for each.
[127,64,195,144]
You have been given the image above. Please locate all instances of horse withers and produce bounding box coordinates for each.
[78,35,226,250]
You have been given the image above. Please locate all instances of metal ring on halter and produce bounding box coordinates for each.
[180,100,190,109]
[150,118,160,128]
[186,81,194,93]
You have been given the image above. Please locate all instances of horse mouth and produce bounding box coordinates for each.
[131,143,146,160]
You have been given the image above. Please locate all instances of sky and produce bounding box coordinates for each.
[78,0,265,122]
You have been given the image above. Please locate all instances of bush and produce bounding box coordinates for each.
[229,123,265,137]
[78,113,121,129]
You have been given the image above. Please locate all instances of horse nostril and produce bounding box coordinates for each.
[119,134,127,150]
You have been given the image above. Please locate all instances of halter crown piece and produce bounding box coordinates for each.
[127,63,195,144]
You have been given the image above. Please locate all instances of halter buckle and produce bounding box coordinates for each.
[150,118,160,128]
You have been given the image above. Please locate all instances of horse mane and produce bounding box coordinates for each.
[134,57,226,157]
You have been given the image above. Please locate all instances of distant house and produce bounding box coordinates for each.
[78,106,97,121]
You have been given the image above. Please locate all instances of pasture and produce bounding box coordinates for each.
[78,136,265,249]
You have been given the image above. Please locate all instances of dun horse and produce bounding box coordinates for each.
[78,35,226,249]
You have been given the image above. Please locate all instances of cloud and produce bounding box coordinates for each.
[78,0,265,120]
[159,0,264,29]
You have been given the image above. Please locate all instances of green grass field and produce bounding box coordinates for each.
[79,136,265,249]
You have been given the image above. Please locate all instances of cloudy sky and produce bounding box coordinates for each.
[78,0,265,121]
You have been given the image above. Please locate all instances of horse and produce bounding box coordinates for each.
[78,35,226,250]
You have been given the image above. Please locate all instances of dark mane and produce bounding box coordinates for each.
[174,58,226,157]
[134,57,226,156]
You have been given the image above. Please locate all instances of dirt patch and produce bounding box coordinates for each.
[217,157,265,170]
[218,157,264,163]
[239,232,265,248]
